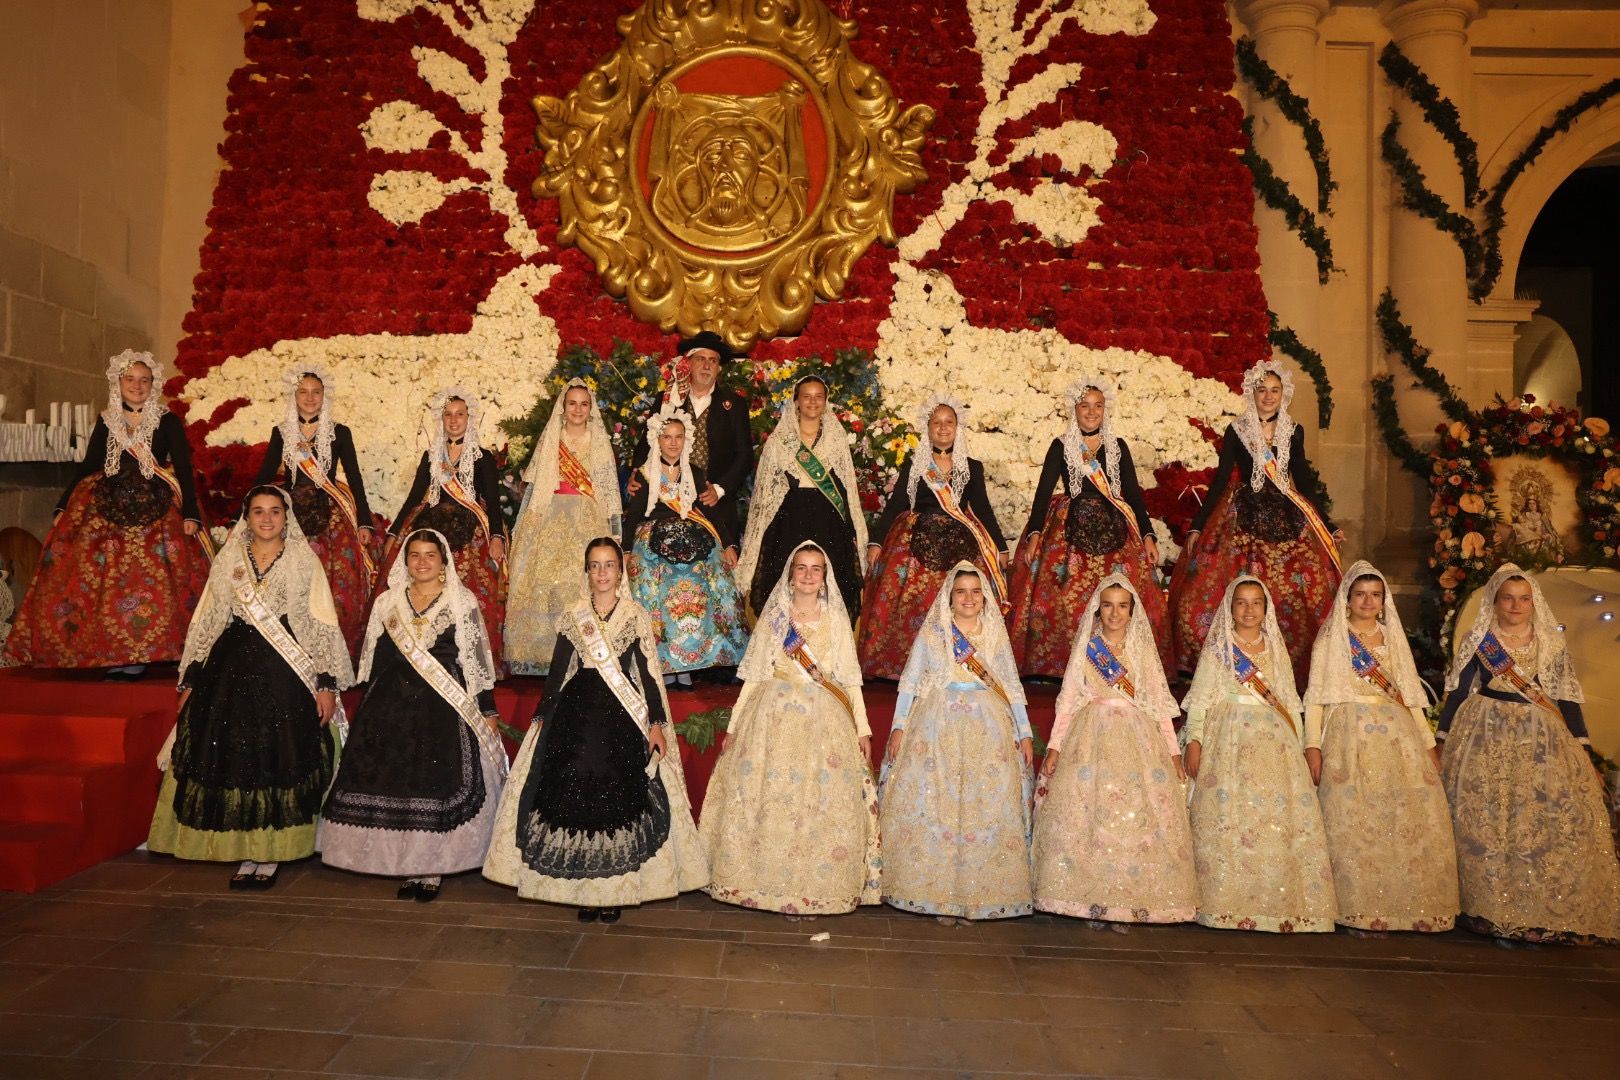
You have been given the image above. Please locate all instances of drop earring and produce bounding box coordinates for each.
[438,571,447,583]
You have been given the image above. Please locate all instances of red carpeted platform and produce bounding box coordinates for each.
[0,666,1058,893]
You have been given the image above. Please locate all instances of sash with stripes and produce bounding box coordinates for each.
[783,621,860,736]
[950,623,1012,711]
[658,496,724,548]
[383,600,507,772]
[1076,451,1141,543]
[922,464,1008,606]
[1258,443,1340,573]
[557,440,594,499]
[1475,631,1564,721]
[439,471,505,575]
[120,440,216,559]
[1348,630,1407,707]
[293,450,374,577]
[1230,644,1297,735]
[1085,634,1137,701]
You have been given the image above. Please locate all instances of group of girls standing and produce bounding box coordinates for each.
[5,345,1617,945]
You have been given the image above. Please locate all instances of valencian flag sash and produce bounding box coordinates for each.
[556,440,595,499]
[950,623,1012,710]
[796,443,848,520]
[1475,630,1565,721]
[922,464,1008,607]
[1230,644,1297,734]
[123,438,216,560]
[1076,450,1141,543]
[293,449,374,576]
[1348,630,1406,707]
[1258,442,1340,573]
[1085,634,1137,700]
[440,471,504,573]
[783,621,861,731]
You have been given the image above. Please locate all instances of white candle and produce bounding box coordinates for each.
[24,408,36,425]
[49,403,60,427]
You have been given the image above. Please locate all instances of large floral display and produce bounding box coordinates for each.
[175,0,1266,529]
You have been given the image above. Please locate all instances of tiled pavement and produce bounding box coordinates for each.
[0,855,1617,1078]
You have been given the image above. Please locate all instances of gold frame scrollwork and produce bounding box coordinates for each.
[532,0,934,352]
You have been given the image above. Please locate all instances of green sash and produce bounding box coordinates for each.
[795,444,848,520]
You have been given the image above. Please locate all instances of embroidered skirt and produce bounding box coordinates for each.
[879,684,1032,919]
[1033,698,1198,923]
[7,472,209,668]
[1007,494,1170,678]
[628,521,747,674]
[291,483,374,660]
[505,491,610,673]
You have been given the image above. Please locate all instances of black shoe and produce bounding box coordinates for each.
[577,907,600,922]
[228,870,254,891]
[397,880,421,900]
[248,867,278,890]
[414,880,440,903]
[599,907,621,924]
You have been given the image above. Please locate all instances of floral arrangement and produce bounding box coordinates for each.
[171,0,1271,533]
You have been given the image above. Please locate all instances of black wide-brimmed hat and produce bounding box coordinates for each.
[677,330,737,365]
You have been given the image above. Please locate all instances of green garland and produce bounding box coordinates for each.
[1380,114,1489,284]
[1375,290,1477,425]
[1235,38,1337,213]
[1266,312,1333,428]
[1475,78,1620,300]
[1242,118,1335,283]
[1379,44,1482,207]
[1370,373,1427,474]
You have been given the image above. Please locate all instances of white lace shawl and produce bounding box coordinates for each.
[1061,375,1122,496]
[179,486,355,689]
[1181,574,1302,724]
[1305,560,1426,708]
[896,561,1026,708]
[1446,562,1584,701]
[735,387,868,592]
[641,403,698,519]
[739,540,861,688]
[101,349,167,479]
[519,377,621,527]
[423,386,483,507]
[1053,572,1178,728]
[278,362,336,477]
[552,571,673,727]
[360,527,498,699]
[1232,360,1297,493]
[907,391,973,506]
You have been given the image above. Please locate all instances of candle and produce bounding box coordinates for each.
[24,408,36,425]
[49,403,60,427]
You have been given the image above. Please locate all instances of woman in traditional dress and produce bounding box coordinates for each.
[859,394,1009,680]
[880,563,1034,925]
[623,405,747,686]
[1181,575,1336,932]
[1169,361,1342,683]
[6,350,211,674]
[1033,574,1197,928]
[382,387,509,669]
[1304,562,1458,933]
[505,378,622,674]
[735,375,867,621]
[701,541,881,918]
[1437,565,1620,945]
[321,529,507,901]
[484,537,708,922]
[254,364,375,658]
[147,486,354,889]
[1008,378,1169,677]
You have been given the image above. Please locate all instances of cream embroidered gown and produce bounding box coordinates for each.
[1306,642,1458,932]
[1033,660,1197,923]
[1185,646,1337,933]
[699,614,881,914]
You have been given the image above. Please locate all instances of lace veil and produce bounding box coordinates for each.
[738,540,861,687]
[1446,562,1583,701]
[423,386,483,506]
[897,561,1026,708]
[1053,572,1178,727]
[101,349,167,479]
[279,362,336,477]
[1304,560,1426,708]
[360,527,498,698]
[1232,360,1297,493]
[1061,375,1123,495]
[641,403,698,519]
[520,377,621,527]
[906,391,973,506]
[735,381,868,592]
[1181,574,1301,721]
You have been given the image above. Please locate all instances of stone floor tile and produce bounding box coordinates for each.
[181,977,379,1032]
[350,987,544,1043]
[0,1013,112,1056]
[1216,1033,1399,1080]
[566,933,723,977]
[721,942,871,986]
[523,1000,706,1055]
[866,949,1019,991]
[1242,1002,1376,1035]
[450,1044,590,1080]
[0,1054,151,1079]
[874,1017,1058,1072]
[323,1035,474,1078]
[294,953,420,988]
[0,935,116,967]
[1043,1025,1233,1078]
[22,967,224,1021]
[402,959,520,994]
[582,1050,712,1080]
[1011,956,1173,1000]
[423,924,577,969]
[89,939,310,980]
[701,1010,878,1064]
[74,1019,234,1066]
[507,965,623,1002]
[1037,996,1260,1033]
[833,986,944,1019]
[201,1027,349,1070]
[720,979,836,1014]
[616,972,730,1007]
[275,917,446,961]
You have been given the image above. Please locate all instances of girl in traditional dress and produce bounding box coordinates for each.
[860,394,1009,680]
[1181,575,1336,932]
[1169,361,1342,683]
[624,405,748,686]
[701,541,881,918]
[880,563,1034,924]
[505,378,622,674]
[6,350,211,674]
[1304,562,1458,933]
[484,537,708,922]
[1438,565,1620,944]
[321,529,508,902]
[147,486,354,889]
[1008,378,1169,677]
[736,375,867,621]
[382,387,509,669]
[1033,574,1197,927]
[254,364,375,658]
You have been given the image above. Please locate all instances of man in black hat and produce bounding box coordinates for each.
[629,331,755,533]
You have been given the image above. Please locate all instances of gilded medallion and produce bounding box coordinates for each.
[532,0,934,351]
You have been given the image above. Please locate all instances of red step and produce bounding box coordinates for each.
[0,822,85,894]
[0,712,138,765]
[0,760,130,824]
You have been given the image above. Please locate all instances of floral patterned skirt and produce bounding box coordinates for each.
[1007,495,1170,678]
[1187,698,1337,932]
[1317,699,1458,931]
[1168,487,1338,684]
[377,504,507,673]
[628,522,747,674]
[1033,699,1197,923]
[1442,695,1620,944]
[6,475,209,668]
[297,488,374,661]
[505,492,610,672]
[699,676,881,914]
[878,685,1033,919]
[859,510,999,681]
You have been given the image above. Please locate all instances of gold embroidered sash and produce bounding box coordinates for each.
[383,601,507,773]
[294,450,374,576]
[230,553,347,742]
[570,607,651,737]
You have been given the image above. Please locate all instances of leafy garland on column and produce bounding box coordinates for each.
[1240,120,1335,284]
[1267,312,1333,427]
[1378,45,1481,206]
[1235,38,1338,212]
